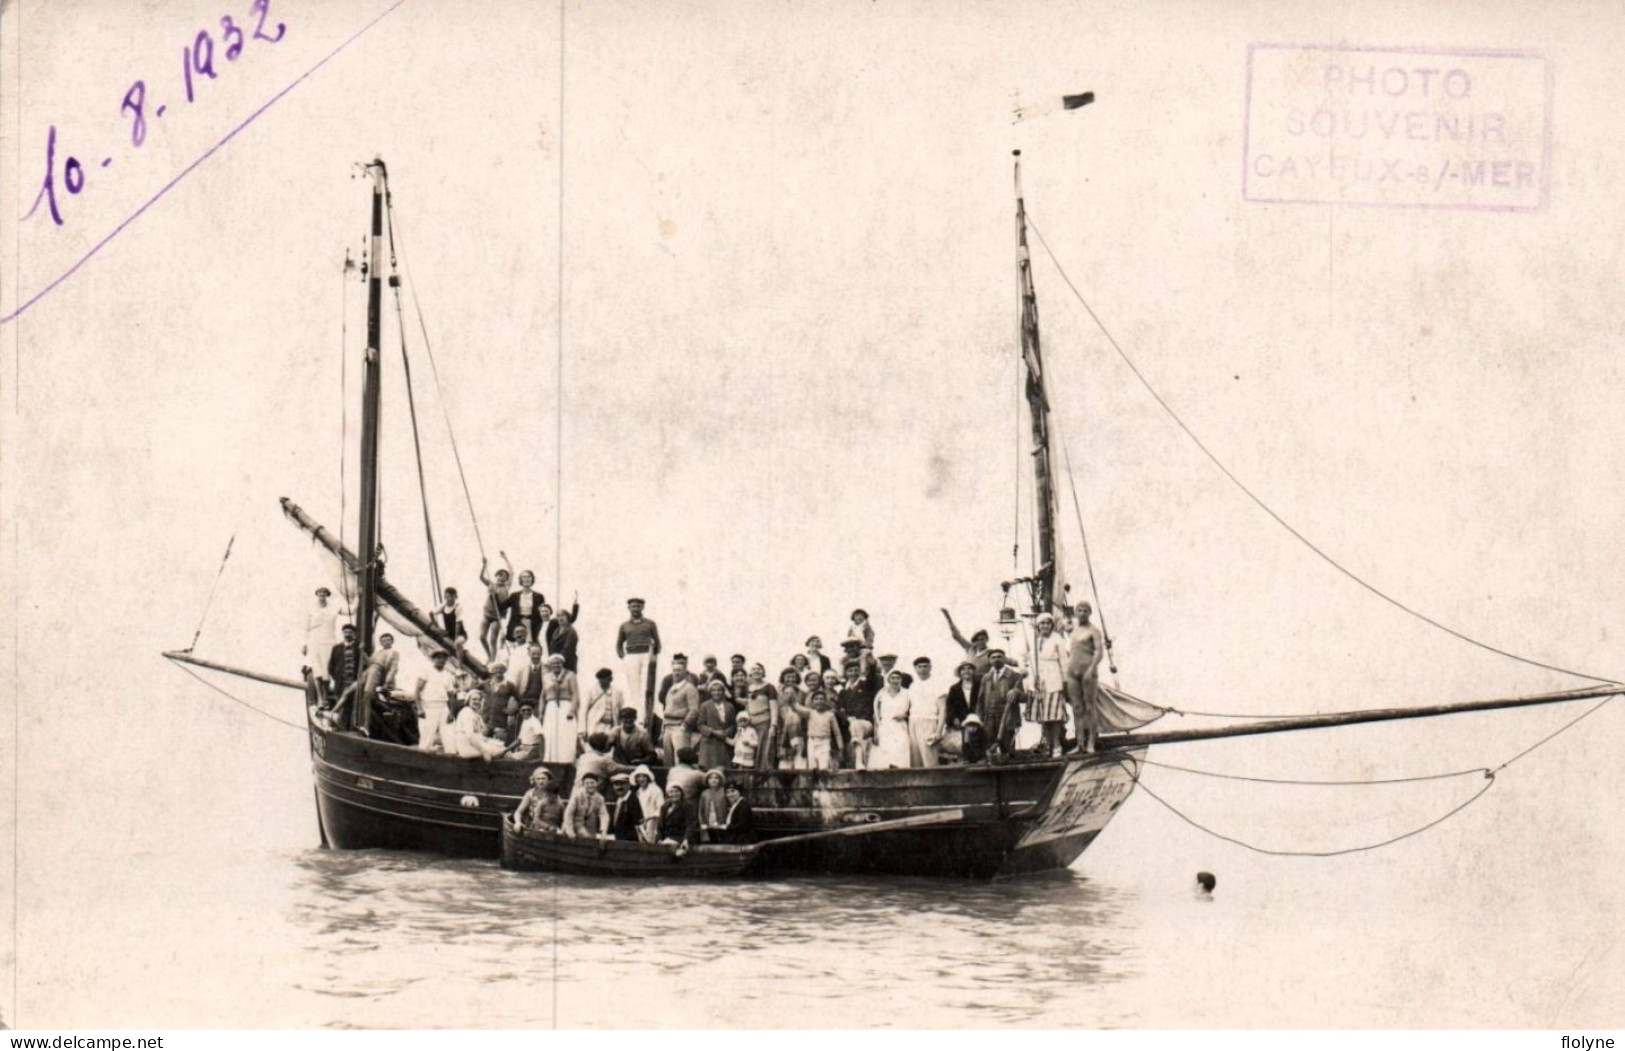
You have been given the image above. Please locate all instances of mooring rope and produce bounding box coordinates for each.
[1025,216,1618,689]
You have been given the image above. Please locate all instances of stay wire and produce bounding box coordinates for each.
[186,533,236,652]
[168,658,306,732]
[1058,429,1114,671]
[384,200,444,605]
[383,202,488,561]
[1115,756,1500,858]
[1135,754,1489,786]
[1112,691,1616,855]
[1024,216,1619,688]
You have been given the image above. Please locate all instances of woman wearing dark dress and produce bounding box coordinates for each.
[657,784,701,851]
[719,783,755,845]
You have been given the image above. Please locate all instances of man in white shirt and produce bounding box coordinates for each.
[413,650,459,752]
[906,656,946,767]
[302,587,340,676]
[508,702,544,761]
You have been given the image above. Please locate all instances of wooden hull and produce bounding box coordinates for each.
[308,715,1144,878]
[500,825,755,877]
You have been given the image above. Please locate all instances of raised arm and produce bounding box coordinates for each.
[941,608,971,651]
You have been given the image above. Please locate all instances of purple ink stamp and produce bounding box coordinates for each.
[1243,44,1550,211]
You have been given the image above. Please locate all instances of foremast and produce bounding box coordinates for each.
[356,160,388,656]
[1014,150,1065,614]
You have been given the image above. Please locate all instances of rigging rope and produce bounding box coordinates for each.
[1118,757,1499,858]
[1058,430,1115,672]
[1112,688,1616,855]
[383,203,488,561]
[167,658,306,732]
[1024,216,1619,688]
[185,533,236,652]
[383,199,444,606]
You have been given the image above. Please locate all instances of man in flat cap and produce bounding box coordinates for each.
[615,597,661,724]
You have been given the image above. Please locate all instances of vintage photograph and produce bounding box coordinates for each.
[2,0,1622,1032]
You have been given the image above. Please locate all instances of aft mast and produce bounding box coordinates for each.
[1014,150,1064,613]
[356,159,388,655]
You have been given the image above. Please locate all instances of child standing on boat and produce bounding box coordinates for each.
[845,608,875,650]
[731,711,761,769]
[805,693,844,771]
[478,553,512,659]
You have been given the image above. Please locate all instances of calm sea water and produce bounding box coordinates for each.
[10,687,1624,1029]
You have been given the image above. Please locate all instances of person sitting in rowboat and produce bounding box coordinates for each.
[697,769,728,841]
[610,707,660,767]
[731,710,761,769]
[719,782,754,845]
[513,767,564,833]
[631,765,664,842]
[506,701,544,761]
[656,783,700,855]
[606,772,643,842]
[561,773,610,839]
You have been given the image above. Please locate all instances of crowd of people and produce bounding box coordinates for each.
[302,563,1112,777]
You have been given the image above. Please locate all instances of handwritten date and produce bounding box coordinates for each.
[26,0,288,227]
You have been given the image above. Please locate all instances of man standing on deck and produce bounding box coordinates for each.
[658,653,699,712]
[302,587,339,677]
[1064,602,1106,754]
[325,623,362,707]
[616,598,661,723]
[978,647,1026,755]
[660,655,701,765]
[412,649,459,752]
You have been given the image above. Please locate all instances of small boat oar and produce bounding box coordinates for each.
[751,808,966,854]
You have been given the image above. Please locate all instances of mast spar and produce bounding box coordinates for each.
[356,159,388,656]
[1014,150,1064,613]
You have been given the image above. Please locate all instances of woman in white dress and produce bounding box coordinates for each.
[538,654,580,763]
[872,669,913,769]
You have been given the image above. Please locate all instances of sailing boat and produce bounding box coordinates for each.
[167,154,1622,880]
